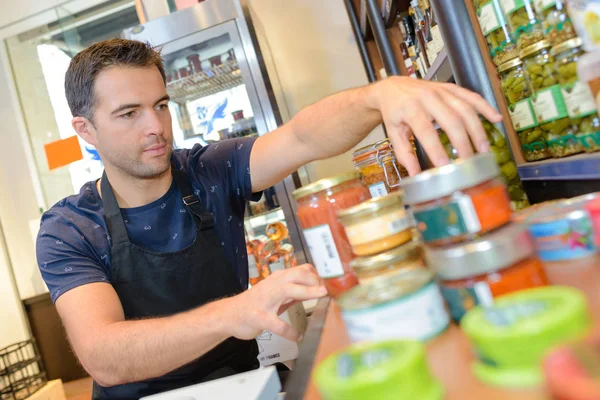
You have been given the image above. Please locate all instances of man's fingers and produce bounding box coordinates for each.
[274,264,321,286]
[403,107,449,167]
[387,125,421,176]
[443,83,502,123]
[279,283,327,303]
[265,314,301,342]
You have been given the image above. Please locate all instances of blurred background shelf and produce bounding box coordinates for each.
[167,60,243,103]
[518,153,600,181]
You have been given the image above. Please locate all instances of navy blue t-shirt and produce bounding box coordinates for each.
[36,137,258,303]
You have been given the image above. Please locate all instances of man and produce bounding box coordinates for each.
[36,39,500,399]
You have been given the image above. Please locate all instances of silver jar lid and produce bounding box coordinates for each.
[400,152,500,205]
[425,223,535,280]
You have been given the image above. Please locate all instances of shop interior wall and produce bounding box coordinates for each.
[248,0,386,182]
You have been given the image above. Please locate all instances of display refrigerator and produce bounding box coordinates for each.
[121,0,308,274]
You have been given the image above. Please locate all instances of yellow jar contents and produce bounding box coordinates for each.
[338,192,414,256]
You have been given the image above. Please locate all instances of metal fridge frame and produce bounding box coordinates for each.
[122,0,308,263]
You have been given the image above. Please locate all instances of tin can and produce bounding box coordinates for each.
[338,269,449,343]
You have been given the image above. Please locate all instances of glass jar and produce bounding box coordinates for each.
[352,140,408,198]
[521,40,581,157]
[338,192,414,256]
[535,0,577,45]
[552,38,600,152]
[426,223,548,322]
[437,121,530,209]
[338,269,449,343]
[566,0,600,52]
[478,0,520,65]
[501,0,545,49]
[400,153,512,246]
[349,240,425,284]
[293,172,369,298]
[498,58,551,161]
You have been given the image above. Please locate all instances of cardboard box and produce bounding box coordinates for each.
[256,302,307,367]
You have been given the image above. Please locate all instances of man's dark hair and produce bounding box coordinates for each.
[65,38,166,122]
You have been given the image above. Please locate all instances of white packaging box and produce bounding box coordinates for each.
[256,302,307,367]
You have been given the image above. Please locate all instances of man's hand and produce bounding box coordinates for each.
[223,264,327,342]
[366,77,502,176]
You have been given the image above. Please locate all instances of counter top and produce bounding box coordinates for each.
[284,257,600,399]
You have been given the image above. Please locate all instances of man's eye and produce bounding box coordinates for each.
[121,111,136,119]
[157,104,169,111]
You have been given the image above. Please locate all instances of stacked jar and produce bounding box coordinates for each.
[399,153,549,322]
[501,0,545,50]
[521,40,583,157]
[476,0,519,65]
[552,38,600,152]
[352,139,408,198]
[498,58,551,160]
[534,0,577,45]
[437,120,530,209]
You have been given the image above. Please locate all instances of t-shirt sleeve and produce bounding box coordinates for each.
[36,212,109,303]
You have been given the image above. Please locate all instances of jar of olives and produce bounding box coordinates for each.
[438,120,530,210]
[478,0,519,65]
[521,40,582,157]
[501,0,545,49]
[533,0,577,45]
[552,37,600,152]
[498,58,551,161]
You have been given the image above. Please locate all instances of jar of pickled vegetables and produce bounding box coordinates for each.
[352,139,408,198]
[521,40,582,157]
[478,0,520,65]
[438,121,530,209]
[501,0,545,49]
[293,172,370,298]
[552,38,600,152]
[498,58,551,161]
[535,0,577,45]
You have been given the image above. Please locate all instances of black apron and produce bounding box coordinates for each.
[92,167,259,399]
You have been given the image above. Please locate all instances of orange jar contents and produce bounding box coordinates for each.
[337,192,414,256]
[352,140,408,198]
[426,223,548,322]
[400,153,512,247]
[292,172,371,298]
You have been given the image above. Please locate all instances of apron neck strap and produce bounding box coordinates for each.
[100,170,129,246]
[171,167,215,231]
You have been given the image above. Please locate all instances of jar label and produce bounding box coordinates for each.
[430,25,444,54]
[528,216,596,261]
[302,224,345,278]
[345,209,412,245]
[501,0,523,14]
[484,301,548,327]
[531,85,569,123]
[508,98,538,131]
[368,182,388,198]
[478,1,501,35]
[342,282,449,342]
[413,194,482,243]
[441,282,495,322]
[562,81,597,119]
[534,0,556,11]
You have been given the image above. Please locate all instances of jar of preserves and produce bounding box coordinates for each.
[498,58,551,161]
[338,192,414,256]
[478,0,519,65]
[292,172,369,297]
[339,269,449,343]
[521,40,582,157]
[426,223,549,322]
[400,153,512,246]
[501,0,545,49]
[352,140,408,198]
[552,38,600,152]
[535,0,577,45]
[349,240,425,284]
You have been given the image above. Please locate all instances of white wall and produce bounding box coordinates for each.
[248,0,386,182]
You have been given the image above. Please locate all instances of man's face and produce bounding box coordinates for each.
[79,66,173,179]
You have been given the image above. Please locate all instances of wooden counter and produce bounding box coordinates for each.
[284,257,600,399]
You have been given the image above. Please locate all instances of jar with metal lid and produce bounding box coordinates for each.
[349,240,425,284]
[339,269,449,343]
[498,58,551,161]
[338,192,414,256]
[426,223,548,322]
[534,0,577,45]
[521,40,581,157]
[478,0,519,65]
[400,153,512,246]
[501,0,545,49]
[293,172,370,298]
[552,38,600,152]
[352,140,408,198]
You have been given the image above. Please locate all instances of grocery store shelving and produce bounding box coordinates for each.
[423,47,449,81]
[517,153,600,181]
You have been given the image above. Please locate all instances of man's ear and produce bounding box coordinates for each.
[72,116,97,146]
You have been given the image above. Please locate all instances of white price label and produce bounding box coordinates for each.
[479,2,501,35]
[368,182,388,198]
[562,81,597,119]
[302,224,344,278]
[508,98,537,131]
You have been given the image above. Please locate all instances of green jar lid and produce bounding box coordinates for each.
[461,287,591,388]
[313,340,444,400]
